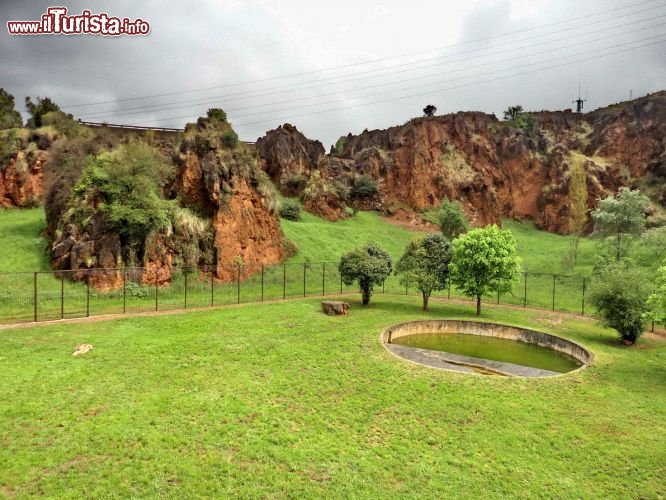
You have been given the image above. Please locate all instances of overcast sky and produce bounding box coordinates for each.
[1,0,665,147]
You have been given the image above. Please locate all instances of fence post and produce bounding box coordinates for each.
[283,263,286,299]
[123,269,127,314]
[237,265,241,304]
[210,266,214,307]
[497,284,500,305]
[382,280,385,294]
[405,282,408,295]
[60,273,64,320]
[581,277,586,316]
[154,275,158,312]
[340,272,342,294]
[184,268,188,309]
[86,274,90,317]
[552,274,556,311]
[261,265,265,301]
[303,263,306,297]
[322,262,325,296]
[33,272,38,322]
[523,272,528,307]
[448,280,451,299]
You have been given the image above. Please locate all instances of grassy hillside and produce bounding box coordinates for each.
[0,207,605,276]
[1,297,664,497]
[504,219,597,276]
[281,210,422,263]
[0,207,49,272]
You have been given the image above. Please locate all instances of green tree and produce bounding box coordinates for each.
[438,198,468,239]
[591,188,650,260]
[0,88,22,129]
[350,175,379,199]
[503,105,523,121]
[423,104,437,117]
[338,243,392,306]
[73,140,174,262]
[632,226,666,269]
[278,199,301,221]
[645,259,666,328]
[395,233,451,310]
[449,225,521,315]
[590,260,650,344]
[207,108,227,122]
[25,96,62,128]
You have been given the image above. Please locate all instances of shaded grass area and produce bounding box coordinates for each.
[1,296,664,497]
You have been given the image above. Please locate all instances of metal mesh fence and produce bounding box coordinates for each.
[0,265,593,325]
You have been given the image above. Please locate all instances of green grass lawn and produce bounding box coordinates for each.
[0,208,648,322]
[504,219,597,276]
[281,210,422,263]
[1,296,664,497]
[0,207,49,272]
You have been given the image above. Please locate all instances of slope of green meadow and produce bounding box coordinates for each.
[1,208,665,497]
[0,296,664,498]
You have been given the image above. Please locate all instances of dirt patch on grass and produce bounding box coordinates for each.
[381,209,439,232]
[72,343,93,356]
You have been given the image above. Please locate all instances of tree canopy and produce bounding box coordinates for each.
[338,243,392,306]
[449,225,521,315]
[73,140,174,263]
[591,187,649,260]
[503,105,524,121]
[395,233,451,310]
[423,104,437,117]
[25,96,62,128]
[590,259,650,344]
[438,198,468,240]
[0,88,22,129]
[645,259,666,329]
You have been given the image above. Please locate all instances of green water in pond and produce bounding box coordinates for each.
[391,333,582,373]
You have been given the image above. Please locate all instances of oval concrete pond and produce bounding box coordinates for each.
[381,320,593,377]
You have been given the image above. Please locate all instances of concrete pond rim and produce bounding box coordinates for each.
[380,319,594,378]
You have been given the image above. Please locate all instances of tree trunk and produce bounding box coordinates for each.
[422,291,429,311]
[362,287,370,306]
[476,295,481,315]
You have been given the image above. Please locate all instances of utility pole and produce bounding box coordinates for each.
[572,82,587,114]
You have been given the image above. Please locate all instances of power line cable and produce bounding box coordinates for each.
[82,20,666,122]
[63,0,662,109]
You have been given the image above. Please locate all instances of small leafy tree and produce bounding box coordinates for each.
[590,260,650,344]
[503,105,523,121]
[645,259,666,328]
[395,233,451,310]
[438,198,468,239]
[207,108,227,122]
[338,243,392,306]
[591,188,650,260]
[279,199,301,221]
[350,175,379,199]
[423,104,437,117]
[25,96,62,128]
[0,88,22,129]
[73,140,174,262]
[449,225,521,315]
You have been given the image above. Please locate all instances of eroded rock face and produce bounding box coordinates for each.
[44,117,286,288]
[176,119,285,280]
[255,91,666,233]
[51,212,123,291]
[0,150,46,207]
